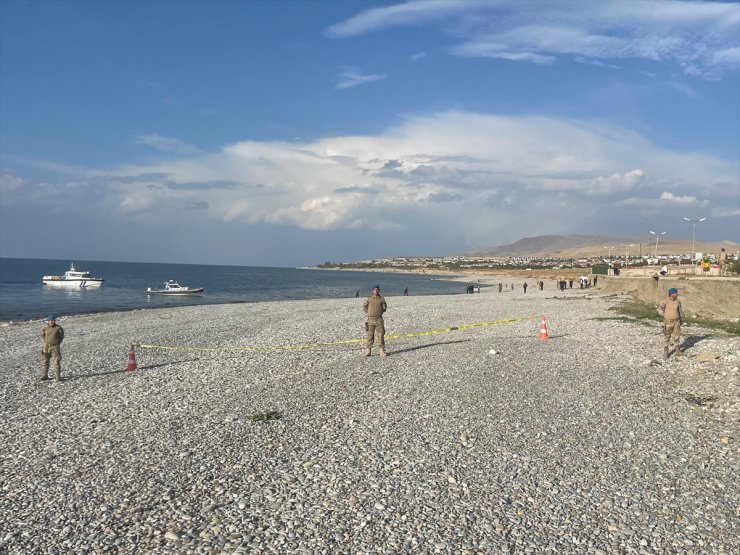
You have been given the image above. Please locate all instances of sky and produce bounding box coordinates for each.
[1,0,739,267]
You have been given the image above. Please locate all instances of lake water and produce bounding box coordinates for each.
[0,258,469,322]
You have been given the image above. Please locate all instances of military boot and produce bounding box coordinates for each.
[40,372,50,381]
[363,348,371,357]
[675,349,685,357]
[379,347,388,358]
[54,369,61,381]
[663,347,669,360]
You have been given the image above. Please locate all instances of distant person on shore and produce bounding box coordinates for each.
[658,288,684,360]
[569,279,573,289]
[355,290,360,298]
[403,287,408,296]
[498,283,502,293]
[363,285,387,357]
[593,276,598,287]
[523,282,528,293]
[539,280,543,291]
[41,314,64,382]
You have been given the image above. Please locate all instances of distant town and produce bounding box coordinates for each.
[316,252,737,272]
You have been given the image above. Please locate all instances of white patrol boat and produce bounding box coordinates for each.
[42,263,104,288]
[147,280,204,295]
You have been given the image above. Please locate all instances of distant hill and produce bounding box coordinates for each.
[466,235,739,258]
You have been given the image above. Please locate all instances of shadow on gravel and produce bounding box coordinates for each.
[680,334,712,350]
[70,359,198,380]
[389,339,471,355]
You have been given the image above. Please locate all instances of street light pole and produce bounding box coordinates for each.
[649,231,667,260]
[621,243,634,265]
[683,217,706,261]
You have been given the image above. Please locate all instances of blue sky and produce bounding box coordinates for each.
[1,0,738,266]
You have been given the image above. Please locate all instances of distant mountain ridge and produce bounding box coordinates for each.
[466,235,738,258]
[467,235,634,257]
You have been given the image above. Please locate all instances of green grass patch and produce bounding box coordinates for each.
[608,300,740,336]
[249,410,283,422]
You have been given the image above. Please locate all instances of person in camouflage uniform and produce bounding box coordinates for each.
[658,288,683,360]
[363,285,387,357]
[41,314,64,381]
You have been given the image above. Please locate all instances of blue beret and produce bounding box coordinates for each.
[668,288,678,295]
[45,314,56,321]
[372,285,380,290]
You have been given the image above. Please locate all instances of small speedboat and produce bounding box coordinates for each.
[147,280,204,295]
[42,263,104,288]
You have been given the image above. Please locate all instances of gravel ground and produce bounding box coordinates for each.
[1,286,737,554]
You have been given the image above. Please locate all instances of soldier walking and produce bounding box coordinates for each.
[363,285,387,357]
[658,288,684,359]
[41,314,64,381]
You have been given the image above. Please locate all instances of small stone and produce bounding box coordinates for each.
[202,502,218,513]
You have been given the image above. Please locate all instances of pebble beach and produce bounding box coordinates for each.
[1,285,738,554]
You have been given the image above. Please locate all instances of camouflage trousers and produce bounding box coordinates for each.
[41,345,62,378]
[663,320,681,349]
[366,316,385,348]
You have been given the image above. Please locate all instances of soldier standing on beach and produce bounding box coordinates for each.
[40,314,64,382]
[363,285,387,357]
[658,288,684,360]
[718,248,727,276]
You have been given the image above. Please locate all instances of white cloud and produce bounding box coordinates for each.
[6,111,738,247]
[710,207,740,218]
[0,173,28,192]
[411,51,427,62]
[328,0,740,77]
[659,191,704,206]
[50,111,729,238]
[574,56,621,70]
[325,0,477,38]
[135,134,200,155]
[335,69,388,89]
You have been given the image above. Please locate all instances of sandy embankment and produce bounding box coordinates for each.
[1,288,737,553]
[595,275,740,321]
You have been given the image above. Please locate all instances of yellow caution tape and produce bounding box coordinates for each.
[137,316,531,353]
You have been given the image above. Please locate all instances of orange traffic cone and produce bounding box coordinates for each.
[126,344,138,371]
[538,316,550,340]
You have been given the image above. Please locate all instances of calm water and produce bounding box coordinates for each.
[0,258,468,322]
